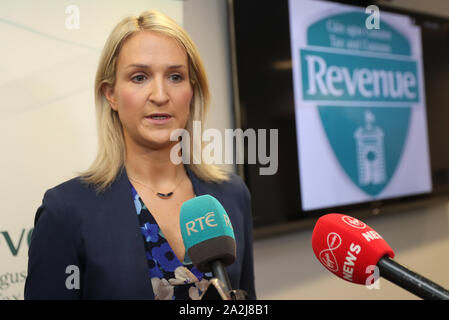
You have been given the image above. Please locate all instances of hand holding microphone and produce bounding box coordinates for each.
[312,213,449,300]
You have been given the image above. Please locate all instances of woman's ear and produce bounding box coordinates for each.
[102,83,118,111]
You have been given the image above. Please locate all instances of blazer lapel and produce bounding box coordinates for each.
[100,167,154,299]
[94,165,208,299]
[186,165,207,196]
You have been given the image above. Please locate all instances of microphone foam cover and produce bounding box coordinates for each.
[180,194,236,272]
[312,213,395,285]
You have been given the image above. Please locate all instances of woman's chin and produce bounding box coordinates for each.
[141,135,178,150]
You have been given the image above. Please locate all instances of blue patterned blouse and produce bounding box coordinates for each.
[130,183,212,300]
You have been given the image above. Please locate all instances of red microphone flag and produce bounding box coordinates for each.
[312,214,395,285]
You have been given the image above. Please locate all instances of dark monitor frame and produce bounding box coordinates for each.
[227,0,449,239]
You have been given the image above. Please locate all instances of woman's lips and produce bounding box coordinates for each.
[145,114,172,124]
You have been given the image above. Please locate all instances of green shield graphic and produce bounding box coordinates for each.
[318,106,411,196]
[299,11,417,197]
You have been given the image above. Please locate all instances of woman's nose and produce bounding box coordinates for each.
[148,78,169,106]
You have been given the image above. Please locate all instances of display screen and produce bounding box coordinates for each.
[230,0,449,231]
[288,0,432,211]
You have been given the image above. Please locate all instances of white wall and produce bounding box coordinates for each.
[378,0,449,19]
[183,0,236,174]
[184,0,449,299]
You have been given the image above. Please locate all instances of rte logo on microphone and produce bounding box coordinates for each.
[184,212,233,236]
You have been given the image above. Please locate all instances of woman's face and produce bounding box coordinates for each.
[104,31,193,150]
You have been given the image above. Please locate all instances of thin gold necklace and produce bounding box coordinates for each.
[129,172,185,199]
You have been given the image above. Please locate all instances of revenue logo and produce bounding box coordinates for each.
[299,11,419,196]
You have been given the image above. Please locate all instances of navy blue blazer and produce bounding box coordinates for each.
[24,166,256,300]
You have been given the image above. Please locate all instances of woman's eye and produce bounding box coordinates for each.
[132,74,146,82]
[169,74,183,82]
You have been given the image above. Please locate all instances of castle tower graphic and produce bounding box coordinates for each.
[354,111,386,186]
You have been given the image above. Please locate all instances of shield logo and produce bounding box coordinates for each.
[289,1,430,210]
[298,11,416,197]
[318,106,411,196]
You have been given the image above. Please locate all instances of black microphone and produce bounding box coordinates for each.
[377,256,449,300]
[312,213,449,300]
[179,194,238,299]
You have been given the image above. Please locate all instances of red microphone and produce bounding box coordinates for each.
[312,213,449,299]
[312,213,394,285]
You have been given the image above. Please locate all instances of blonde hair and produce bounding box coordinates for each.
[80,10,229,192]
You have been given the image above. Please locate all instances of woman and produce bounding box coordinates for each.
[24,10,256,300]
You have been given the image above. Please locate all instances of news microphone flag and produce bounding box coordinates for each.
[180,194,236,272]
[312,213,394,285]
